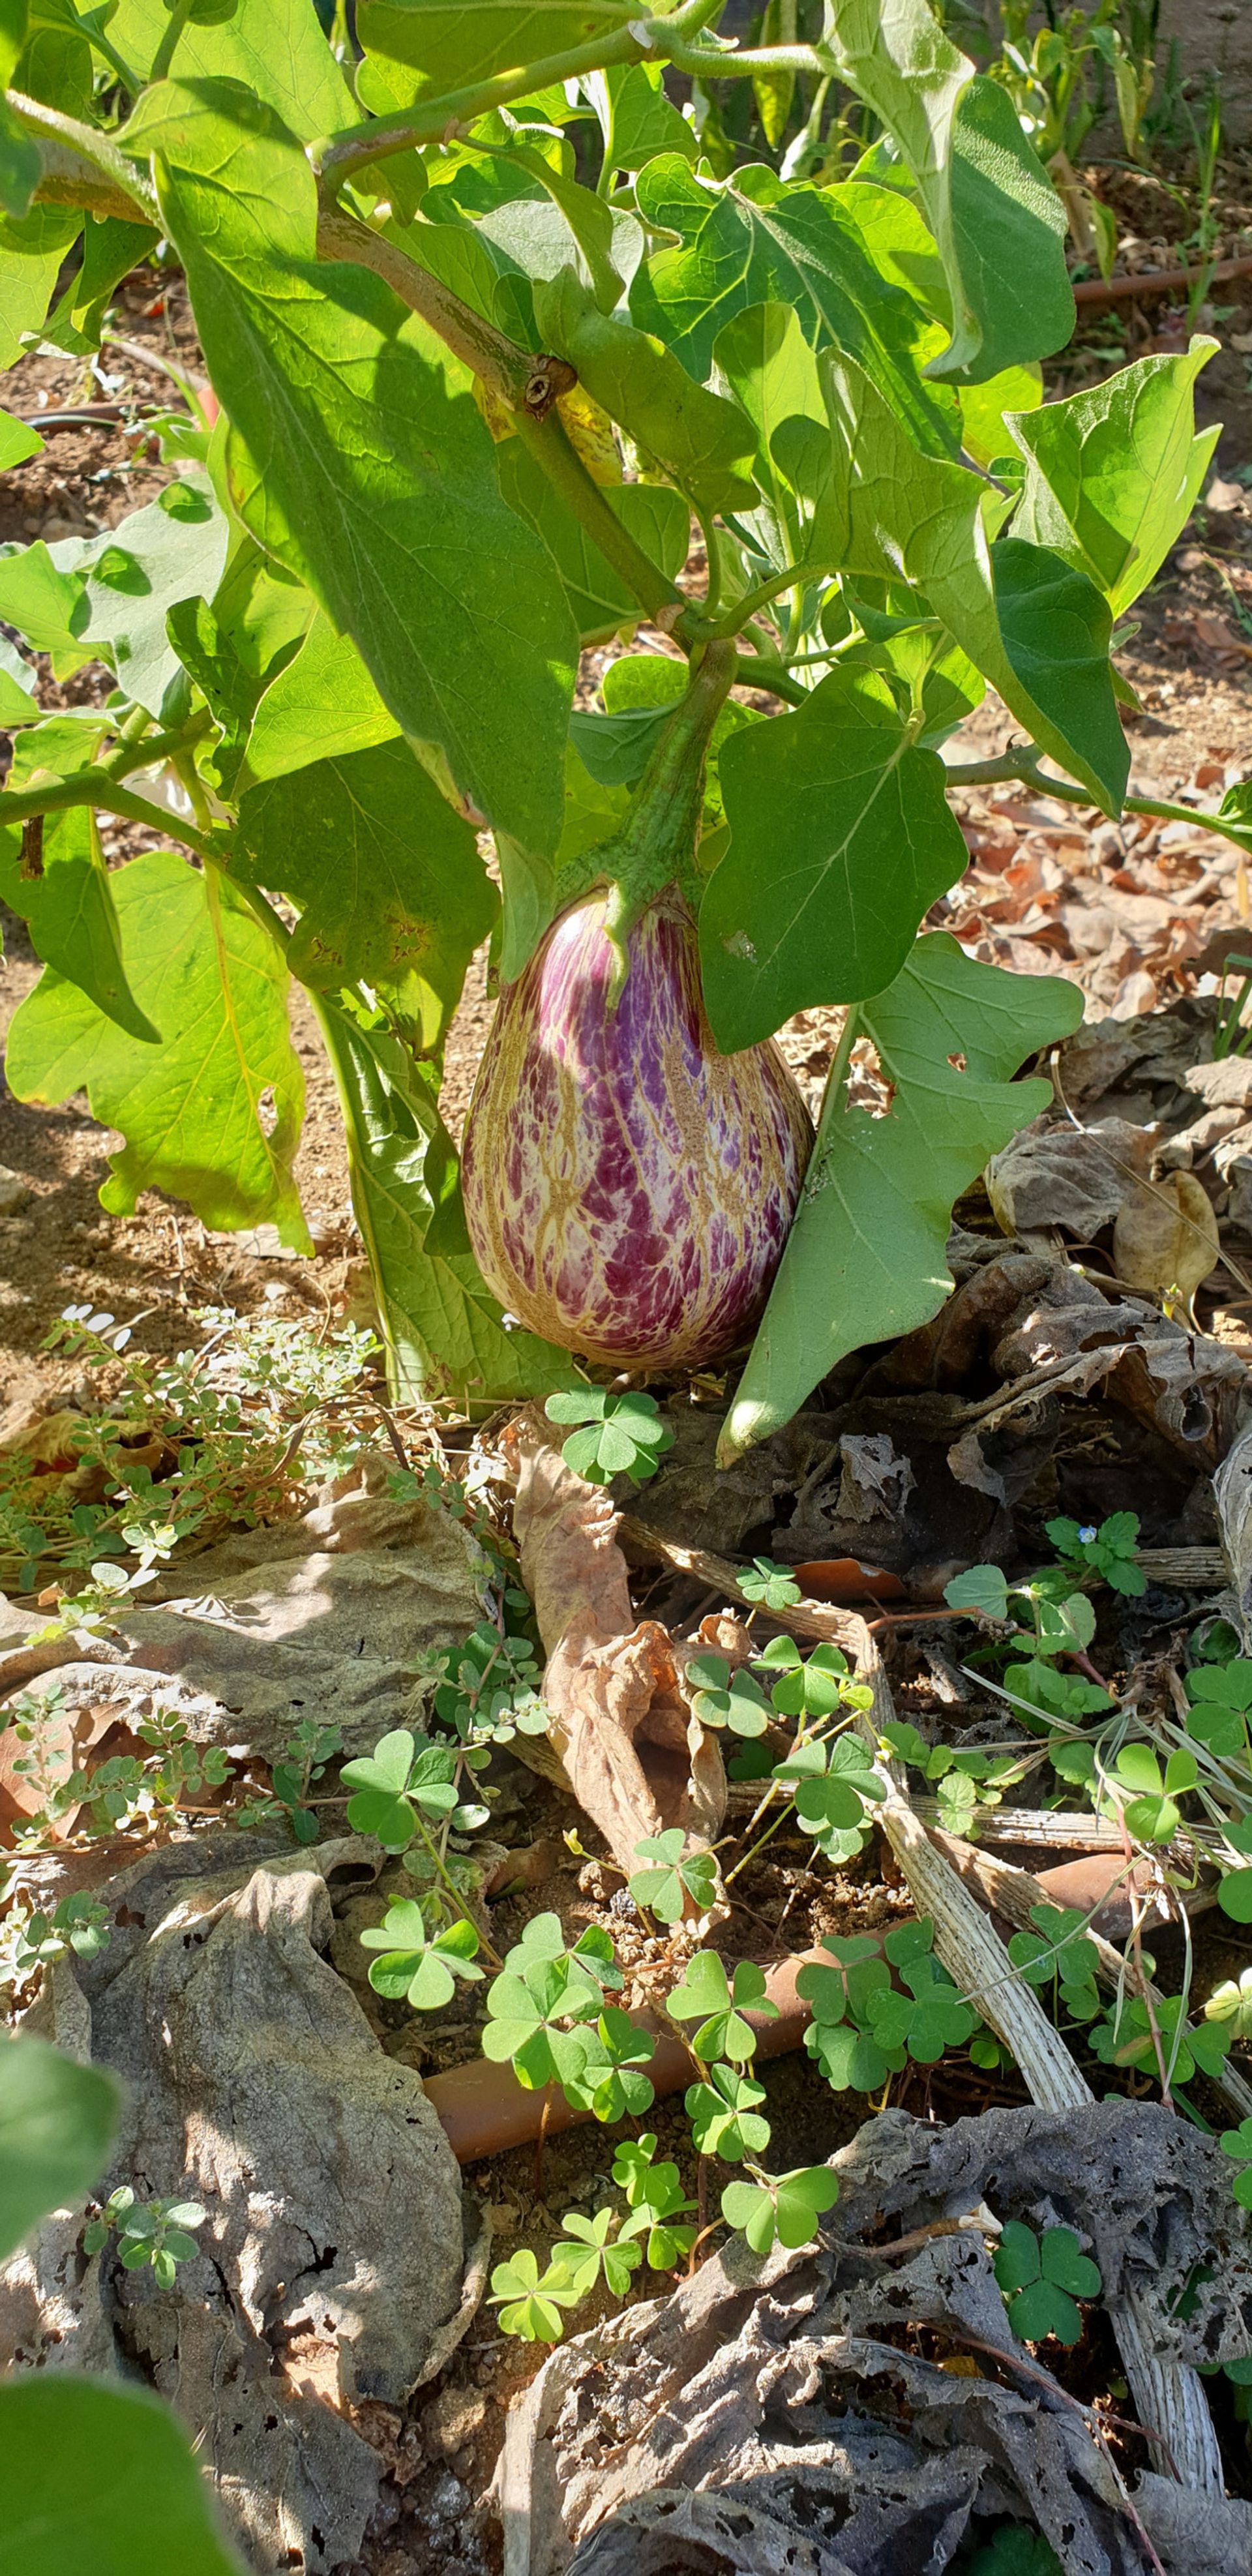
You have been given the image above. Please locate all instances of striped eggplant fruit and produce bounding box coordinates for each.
[462,884,812,1370]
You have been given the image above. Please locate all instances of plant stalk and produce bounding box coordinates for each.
[7,90,158,224]
[942,742,1251,860]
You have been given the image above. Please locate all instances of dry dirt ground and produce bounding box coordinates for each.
[0,176,1251,1416]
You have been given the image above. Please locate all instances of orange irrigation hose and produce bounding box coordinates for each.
[1073,251,1252,307]
[423,1850,1143,2162]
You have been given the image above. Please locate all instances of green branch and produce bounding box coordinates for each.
[314,0,822,192]
[315,207,567,415]
[943,743,1251,859]
[514,409,683,625]
[681,558,831,644]
[8,90,158,223]
[0,770,224,867]
[147,0,197,87]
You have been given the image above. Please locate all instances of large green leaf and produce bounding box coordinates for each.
[0,805,158,1041]
[0,537,88,674]
[721,933,1082,1460]
[711,299,826,571]
[0,2032,119,2262]
[496,439,689,641]
[7,850,311,1248]
[811,352,1127,811]
[43,211,157,356]
[631,158,958,458]
[1007,337,1221,618]
[583,60,696,175]
[818,0,1073,382]
[533,267,758,515]
[108,0,354,136]
[316,998,580,1405]
[130,79,577,861]
[50,470,231,718]
[243,611,401,783]
[0,204,80,366]
[235,738,495,1045]
[0,2378,244,2575]
[355,1,636,100]
[704,666,969,1043]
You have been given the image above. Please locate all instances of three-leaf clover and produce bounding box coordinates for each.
[612,2134,696,2269]
[1107,1743,1193,1843]
[755,1636,852,1720]
[992,2221,1101,2344]
[667,1951,777,2063]
[797,1935,901,2095]
[628,1829,719,1925]
[549,2208,642,2299]
[358,1899,483,2010]
[685,1653,771,1738]
[775,1735,881,1861]
[685,2061,771,2161]
[1007,1905,1100,2022]
[1184,1658,1252,1758]
[340,1729,459,1848]
[1219,2118,1252,2211]
[488,2249,576,2343]
[482,1914,616,2093]
[544,1388,675,1487]
[738,1559,801,1610]
[1090,1994,1231,2090]
[721,2164,839,2255]
[559,2005,656,2123]
[863,1922,979,2064]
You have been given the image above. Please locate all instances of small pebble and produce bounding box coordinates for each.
[0,1167,32,1216]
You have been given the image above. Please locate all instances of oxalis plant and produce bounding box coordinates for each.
[0,0,1242,1452]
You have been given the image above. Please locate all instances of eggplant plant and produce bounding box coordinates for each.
[0,0,1240,1454]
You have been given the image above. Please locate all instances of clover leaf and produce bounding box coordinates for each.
[559,2006,655,2123]
[1109,1743,1193,1843]
[1090,1994,1230,2090]
[628,1829,719,1925]
[489,2249,577,2342]
[482,1917,612,2093]
[685,2061,771,2161]
[1219,2118,1252,2211]
[738,1559,801,1610]
[613,2133,696,2269]
[1007,1905,1100,2021]
[548,2208,642,2300]
[1219,1867,1252,1925]
[756,1636,850,1720]
[721,2164,839,2255]
[544,1388,675,1488]
[776,1735,881,1860]
[340,1728,458,1848]
[358,1899,483,2010]
[667,1951,777,2063]
[797,1936,902,2094]
[993,2221,1101,2344]
[686,1653,771,1738]
[1184,1657,1252,1759]
[863,1926,979,2064]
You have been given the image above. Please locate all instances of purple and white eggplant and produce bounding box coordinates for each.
[462,884,811,1368]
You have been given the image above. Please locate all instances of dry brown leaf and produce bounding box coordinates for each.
[502,1409,725,1874]
[1113,1169,1221,1304]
